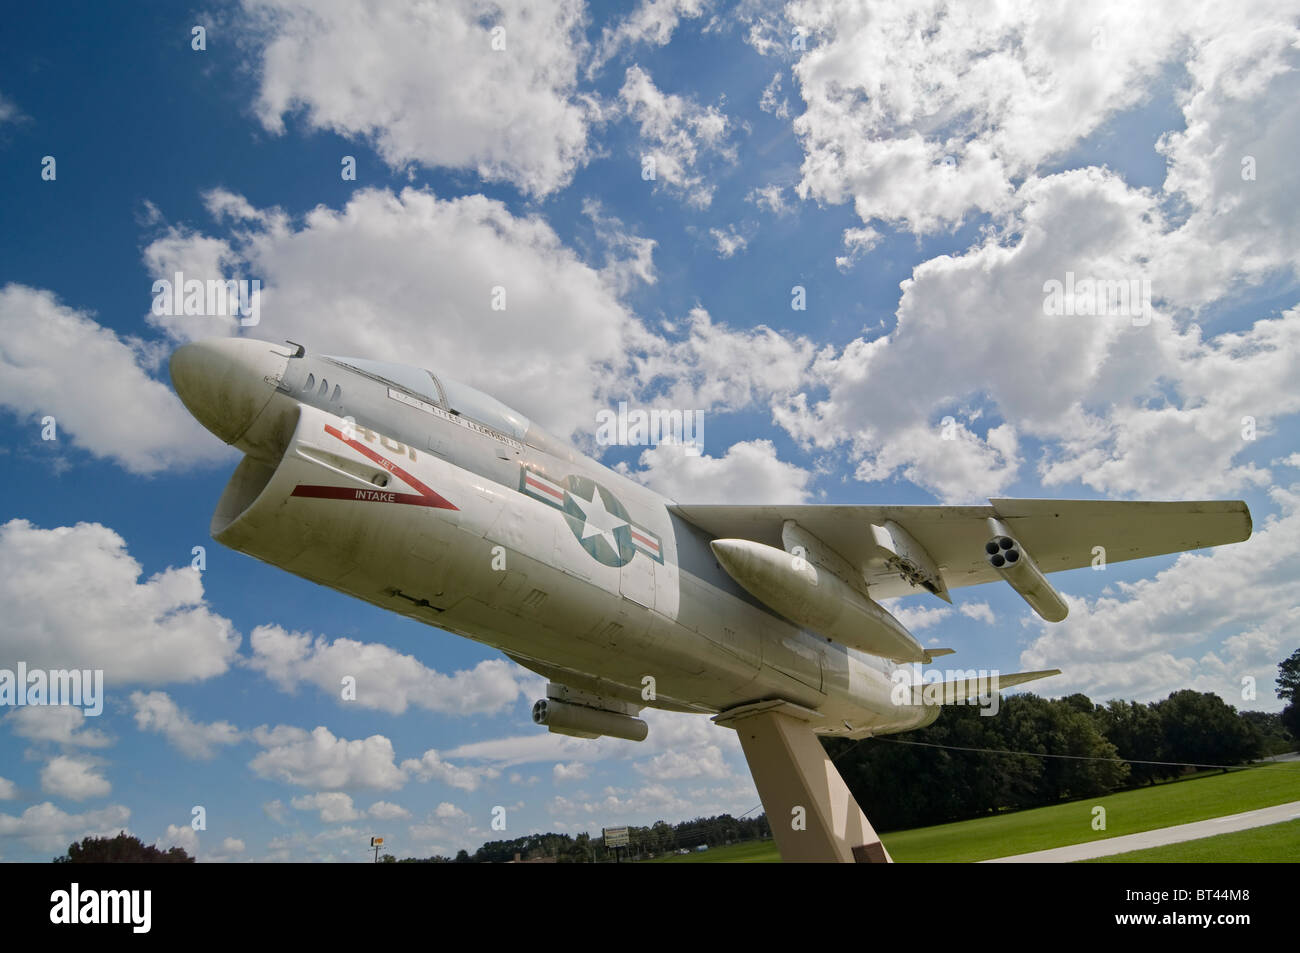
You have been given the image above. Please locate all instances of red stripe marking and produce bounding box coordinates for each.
[292,425,459,510]
[291,485,454,508]
[525,473,566,501]
[630,529,659,550]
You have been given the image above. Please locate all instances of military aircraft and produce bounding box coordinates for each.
[169,338,1252,862]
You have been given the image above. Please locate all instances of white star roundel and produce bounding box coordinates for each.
[517,466,663,567]
[561,476,637,567]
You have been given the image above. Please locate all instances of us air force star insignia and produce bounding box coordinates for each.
[560,477,636,567]
[568,485,628,553]
[517,466,664,567]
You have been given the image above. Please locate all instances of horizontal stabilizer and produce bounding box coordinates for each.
[922,648,955,663]
[906,669,1061,705]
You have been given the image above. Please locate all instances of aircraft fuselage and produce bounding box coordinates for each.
[170,338,940,740]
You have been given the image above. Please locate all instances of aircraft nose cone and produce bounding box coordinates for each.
[170,338,288,445]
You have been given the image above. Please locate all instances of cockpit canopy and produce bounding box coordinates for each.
[324,355,531,442]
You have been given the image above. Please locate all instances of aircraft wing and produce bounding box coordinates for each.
[668,498,1251,600]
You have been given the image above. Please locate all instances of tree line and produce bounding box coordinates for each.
[389,812,772,863]
[825,670,1296,832]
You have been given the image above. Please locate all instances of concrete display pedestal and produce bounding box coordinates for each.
[715,701,891,863]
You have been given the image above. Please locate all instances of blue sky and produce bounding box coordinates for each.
[1,0,1297,862]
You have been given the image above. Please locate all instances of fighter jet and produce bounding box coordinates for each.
[169,338,1252,862]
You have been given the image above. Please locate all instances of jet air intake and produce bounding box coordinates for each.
[985,518,1069,622]
[710,538,927,662]
[532,698,649,742]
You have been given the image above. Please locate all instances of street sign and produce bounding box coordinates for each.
[603,826,629,848]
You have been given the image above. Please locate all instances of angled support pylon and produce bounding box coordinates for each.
[715,701,891,863]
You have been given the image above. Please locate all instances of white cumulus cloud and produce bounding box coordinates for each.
[0,284,230,473]
[0,802,131,855]
[130,691,242,759]
[0,520,241,685]
[241,0,596,197]
[40,755,111,802]
[249,725,406,791]
[248,625,524,715]
[5,707,112,748]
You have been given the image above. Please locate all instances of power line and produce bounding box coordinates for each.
[874,736,1300,770]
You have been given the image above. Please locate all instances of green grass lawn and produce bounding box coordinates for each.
[1084,818,1300,862]
[644,763,1300,863]
[649,840,783,863]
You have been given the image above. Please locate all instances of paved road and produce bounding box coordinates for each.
[982,800,1300,863]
